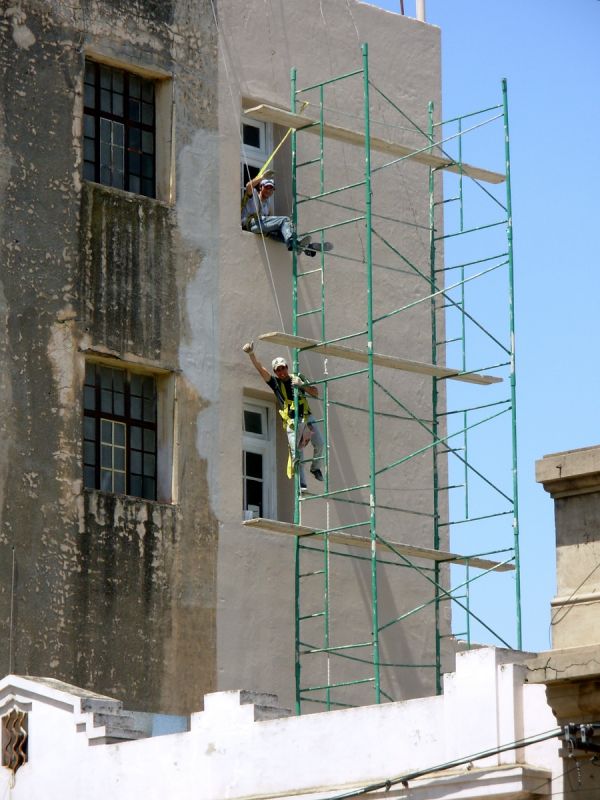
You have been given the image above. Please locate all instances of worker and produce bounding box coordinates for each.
[242,341,324,489]
[241,175,317,255]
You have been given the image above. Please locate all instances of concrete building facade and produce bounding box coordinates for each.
[0,0,447,714]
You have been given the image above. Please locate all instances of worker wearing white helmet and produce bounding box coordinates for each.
[243,342,324,490]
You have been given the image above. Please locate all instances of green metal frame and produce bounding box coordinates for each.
[289,45,520,714]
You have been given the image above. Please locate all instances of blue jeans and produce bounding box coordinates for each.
[287,415,324,484]
[249,215,294,245]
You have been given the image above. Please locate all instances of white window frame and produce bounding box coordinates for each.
[242,400,276,520]
[240,117,273,189]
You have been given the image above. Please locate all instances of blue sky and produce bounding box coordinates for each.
[364,0,600,652]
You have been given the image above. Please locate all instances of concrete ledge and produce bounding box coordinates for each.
[527,645,600,684]
[536,444,600,498]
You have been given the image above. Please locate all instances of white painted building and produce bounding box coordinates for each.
[0,647,562,800]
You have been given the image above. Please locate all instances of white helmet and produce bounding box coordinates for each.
[272,356,288,371]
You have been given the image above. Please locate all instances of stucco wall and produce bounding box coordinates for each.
[215,0,448,709]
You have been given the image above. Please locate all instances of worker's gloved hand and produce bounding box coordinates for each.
[291,374,305,388]
[243,341,254,354]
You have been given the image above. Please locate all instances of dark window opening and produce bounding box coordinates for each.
[243,123,261,149]
[83,60,156,198]
[83,363,157,501]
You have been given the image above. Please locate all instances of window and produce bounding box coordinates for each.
[243,401,275,519]
[1,710,27,774]
[241,118,272,188]
[83,59,156,197]
[83,363,158,500]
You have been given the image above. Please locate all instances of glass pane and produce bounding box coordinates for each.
[113,447,125,471]
[84,416,95,439]
[100,388,112,413]
[100,143,110,170]
[113,392,124,416]
[130,475,142,497]
[101,419,112,443]
[112,70,124,93]
[130,426,142,449]
[129,75,141,98]
[141,153,153,178]
[101,445,112,468]
[84,84,95,108]
[243,410,262,435]
[83,386,96,410]
[113,121,124,146]
[100,89,111,113]
[83,162,95,180]
[141,178,154,197]
[101,469,112,491]
[84,61,96,85]
[114,422,125,446]
[141,81,154,102]
[246,479,262,512]
[114,472,126,494]
[112,93,123,117]
[83,441,95,465]
[113,168,124,189]
[142,476,155,500]
[129,127,141,149]
[100,165,111,185]
[100,66,111,89]
[129,151,140,175]
[129,175,140,194]
[130,450,142,474]
[143,397,156,422]
[113,145,124,173]
[143,429,155,451]
[100,366,112,388]
[84,466,96,488]
[142,102,153,125]
[142,377,155,398]
[245,451,263,479]
[85,361,96,385]
[143,453,155,476]
[130,374,142,396]
[243,124,261,149]
[128,98,140,122]
[84,114,95,137]
[131,396,142,420]
[83,138,95,161]
[142,131,154,154]
[112,369,124,391]
[100,117,111,143]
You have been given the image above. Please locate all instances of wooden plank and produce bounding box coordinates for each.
[245,105,505,185]
[243,518,514,572]
[258,332,502,386]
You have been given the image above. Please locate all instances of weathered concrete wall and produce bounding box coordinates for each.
[0,0,218,713]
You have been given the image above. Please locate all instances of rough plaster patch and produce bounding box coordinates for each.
[177,129,220,510]
[47,317,80,517]
[4,7,35,49]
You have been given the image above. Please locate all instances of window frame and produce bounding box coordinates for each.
[83,58,157,198]
[240,117,273,190]
[83,361,159,501]
[242,400,276,520]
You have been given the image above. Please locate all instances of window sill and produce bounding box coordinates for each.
[82,179,173,210]
[83,487,176,510]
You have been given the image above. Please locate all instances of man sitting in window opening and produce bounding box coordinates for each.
[243,341,324,490]
[241,176,319,256]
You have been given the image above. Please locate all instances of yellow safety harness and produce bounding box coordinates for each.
[276,376,311,430]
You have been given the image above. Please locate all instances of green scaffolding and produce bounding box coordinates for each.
[247,43,519,714]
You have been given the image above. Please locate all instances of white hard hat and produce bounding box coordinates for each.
[272,356,288,370]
